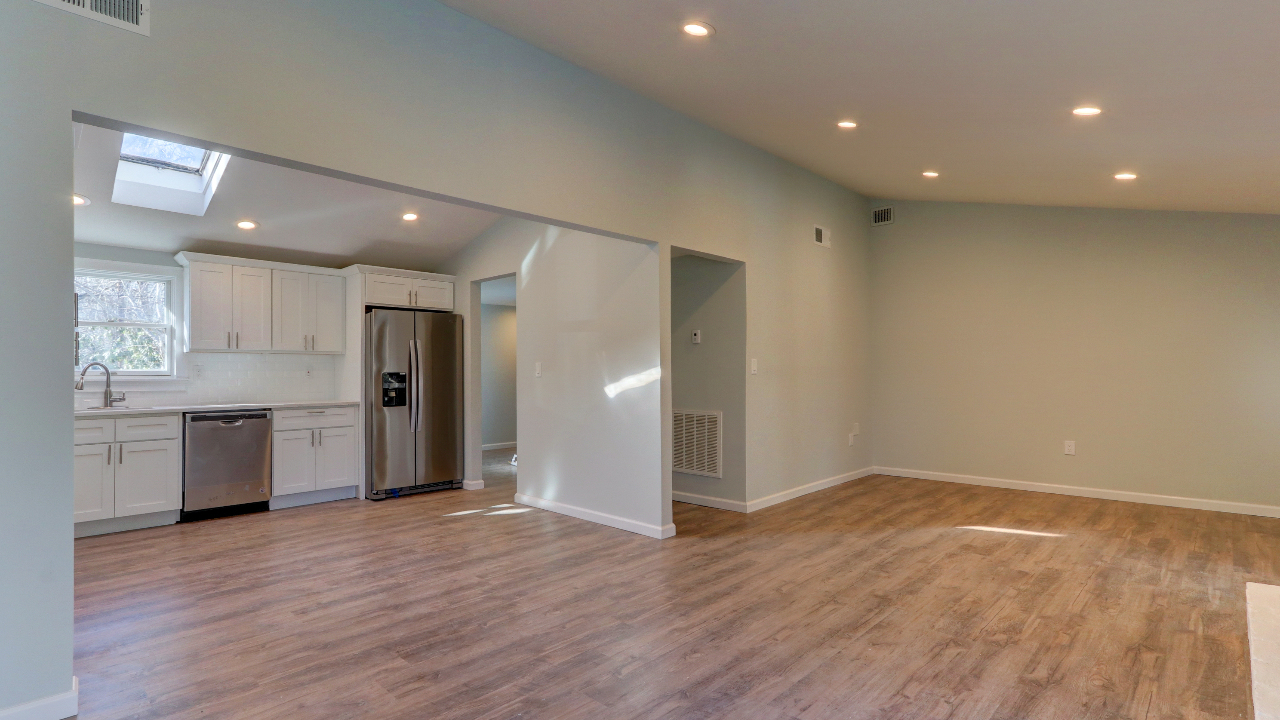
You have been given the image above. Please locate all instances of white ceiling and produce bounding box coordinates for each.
[441,0,1280,215]
[73,124,501,270]
[480,276,517,306]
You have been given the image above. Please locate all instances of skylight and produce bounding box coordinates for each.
[120,134,210,174]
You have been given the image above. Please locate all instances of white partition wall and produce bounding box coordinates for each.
[513,229,667,537]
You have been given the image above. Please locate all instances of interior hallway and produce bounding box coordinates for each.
[73,474,1271,719]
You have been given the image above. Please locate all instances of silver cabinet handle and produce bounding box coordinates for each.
[236,331,240,349]
[310,429,315,446]
[303,334,307,351]
[306,410,326,414]
[118,444,123,465]
[227,331,231,349]
[318,430,323,447]
[107,444,112,465]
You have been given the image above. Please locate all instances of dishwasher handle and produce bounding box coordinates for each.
[220,419,244,427]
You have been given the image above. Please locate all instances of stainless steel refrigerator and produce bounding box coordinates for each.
[365,308,464,498]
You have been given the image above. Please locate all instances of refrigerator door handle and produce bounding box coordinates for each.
[408,339,418,433]
[414,338,425,434]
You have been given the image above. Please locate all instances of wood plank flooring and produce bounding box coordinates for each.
[75,458,1279,719]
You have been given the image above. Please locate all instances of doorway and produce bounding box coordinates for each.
[478,274,517,490]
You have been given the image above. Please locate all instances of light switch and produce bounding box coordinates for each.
[692,329,701,344]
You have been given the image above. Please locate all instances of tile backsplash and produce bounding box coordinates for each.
[74,353,340,410]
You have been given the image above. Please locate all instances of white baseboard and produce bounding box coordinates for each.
[672,491,749,513]
[0,677,77,720]
[515,493,676,539]
[268,485,357,511]
[482,442,516,451]
[745,467,876,513]
[874,466,1280,519]
[462,479,484,490]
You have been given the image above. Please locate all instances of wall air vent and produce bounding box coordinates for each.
[673,410,723,479]
[30,0,150,36]
[814,225,832,248]
[872,207,895,226]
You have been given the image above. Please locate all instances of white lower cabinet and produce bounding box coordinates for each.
[74,416,182,524]
[273,421,357,496]
[115,439,182,517]
[273,429,318,495]
[316,427,357,490]
[73,443,114,523]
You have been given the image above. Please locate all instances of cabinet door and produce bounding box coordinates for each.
[272,270,310,352]
[73,444,115,522]
[316,426,357,490]
[273,430,317,495]
[233,266,273,351]
[309,274,346,353]
[365,273,413,307]
[115,439,181,517]
[412,280,454,310]
[188,262,234,350]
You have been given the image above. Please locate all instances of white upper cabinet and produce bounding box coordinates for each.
[272,271,345,353]
[365,273,414,307]
[233,266,272,351]
[412,279,454,310]
[310,274,346,353]
[272,270,309,352]
[188,262,235,350]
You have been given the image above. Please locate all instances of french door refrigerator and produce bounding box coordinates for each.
[365,308,463,498]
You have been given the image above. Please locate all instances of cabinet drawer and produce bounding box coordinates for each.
[115,415,181,442]
[74,419,115,446]
[273,406,356,431]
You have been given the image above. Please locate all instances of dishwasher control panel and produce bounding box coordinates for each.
[382,372,407,407]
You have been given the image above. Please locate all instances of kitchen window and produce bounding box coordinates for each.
[75,270,175,376]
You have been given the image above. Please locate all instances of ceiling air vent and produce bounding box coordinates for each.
[30,0,150,35]
[872,206,895,226]
[814,225,832,248]
[673,410,722,479]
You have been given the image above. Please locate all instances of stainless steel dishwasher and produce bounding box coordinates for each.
[182,410,272,520]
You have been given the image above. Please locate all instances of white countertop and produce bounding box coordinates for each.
[74,401,360,420]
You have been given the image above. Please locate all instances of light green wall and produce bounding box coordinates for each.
[671,255,747,503]
[871,200,1280,507]
[480,303,517,447]
[1,0,871,708]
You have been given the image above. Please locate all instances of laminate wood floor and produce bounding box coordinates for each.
[74,470,1279,719]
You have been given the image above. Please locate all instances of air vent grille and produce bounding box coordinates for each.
[814,225,832,248]
[872,207,895,226]
[673,410,722,478]
[30,0,149,35]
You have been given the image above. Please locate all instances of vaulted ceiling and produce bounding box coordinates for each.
[441,0,1280,215]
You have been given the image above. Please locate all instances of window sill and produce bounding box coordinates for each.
[74,376,190,390]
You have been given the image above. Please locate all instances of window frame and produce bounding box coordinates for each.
[74,259,183,379]
[119,134,212,175]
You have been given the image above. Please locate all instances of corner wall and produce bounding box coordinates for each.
[871,200,1280,512]
[480,303,517,448]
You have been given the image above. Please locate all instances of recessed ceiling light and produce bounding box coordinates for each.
[1114,173,1137,180]
[837,121,857,129]
[72,194,90,206]
[1073,107,1102,116]
[683,22,714,36]
[922,171,940,178]
[237,220,258,230]
[402,213,419,221]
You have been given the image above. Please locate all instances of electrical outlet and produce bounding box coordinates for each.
[192,364,203,379]
[692,329,701,344]
[751,358,758,375]
[1064,440,1076,456]
[306,366,313,379]
[848,433,855,446]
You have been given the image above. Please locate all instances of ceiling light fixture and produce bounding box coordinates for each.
[1073,107,1102,116]
[1114,173,1137,180]
[72,194,90,206]
[402,213,419,221]
[683,22,714,37]
[237,220,258,230]
[922,171,940,178]
[837,120,857,129]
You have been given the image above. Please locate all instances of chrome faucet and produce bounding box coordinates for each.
[76,362,126,408]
